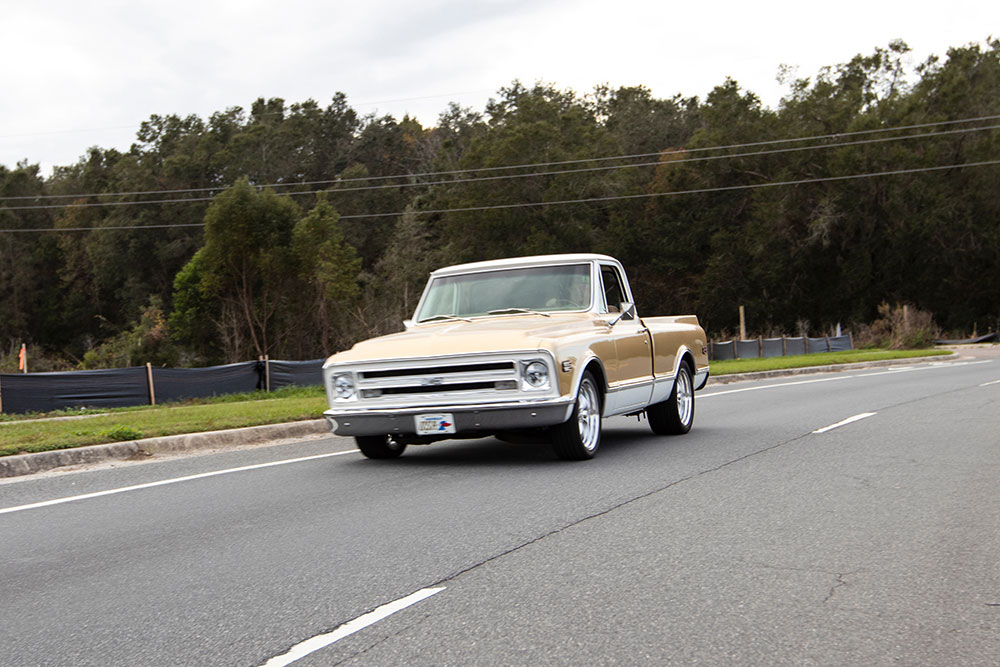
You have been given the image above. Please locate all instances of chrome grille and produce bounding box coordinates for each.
[356,360,518,399]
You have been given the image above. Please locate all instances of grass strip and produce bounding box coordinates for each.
[1,386,327,457]
[1,349,954,456]
[709,348,952,376]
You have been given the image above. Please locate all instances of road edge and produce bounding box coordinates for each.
[0,352,962,479]
[706,351,958,384]
[0,419,329,479]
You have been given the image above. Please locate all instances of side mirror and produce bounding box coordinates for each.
[607,302,636,326]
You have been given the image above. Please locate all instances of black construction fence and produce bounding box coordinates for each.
[0,358,325,415]
[709,334,854,361]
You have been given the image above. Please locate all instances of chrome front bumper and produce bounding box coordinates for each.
[324,398,575,438]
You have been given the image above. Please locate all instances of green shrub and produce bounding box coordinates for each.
[99,425,145,441]
[854,302,940,349]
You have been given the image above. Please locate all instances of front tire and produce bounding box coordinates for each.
[551,371,602,460]
[355,435,406,459]
[648,362,695,435]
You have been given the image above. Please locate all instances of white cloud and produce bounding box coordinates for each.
[1,0,995,174]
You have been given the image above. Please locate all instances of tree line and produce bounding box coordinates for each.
[1,39,998,370]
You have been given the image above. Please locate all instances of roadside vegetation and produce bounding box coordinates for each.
[0,386,326,457]
[0,349,958,456]
[709,348,952,376]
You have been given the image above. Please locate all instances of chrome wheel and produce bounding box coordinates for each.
[551,371,603,460]
[647,362,695,435]
[576,376,602,452]
[675,366,693,427]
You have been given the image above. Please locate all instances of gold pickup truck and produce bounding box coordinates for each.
[322,253,709,460]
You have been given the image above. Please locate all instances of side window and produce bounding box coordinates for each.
[599,265,626,314]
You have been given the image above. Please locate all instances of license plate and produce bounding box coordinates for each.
[415,413,456,435]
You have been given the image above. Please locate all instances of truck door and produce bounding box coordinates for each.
[599,263,654,413]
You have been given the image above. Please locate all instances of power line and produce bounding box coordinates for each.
[3,113,998,203]
[336,159,1000,220]
[3,123,998,211]
[4,159,996,232]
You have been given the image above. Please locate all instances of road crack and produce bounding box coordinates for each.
[753,563,864,604]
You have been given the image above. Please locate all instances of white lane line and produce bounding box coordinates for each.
[702,359,995,399]
[981,379,1000,387]
[0,449,359,516]
[700,375,850,398]
[930,360,994,368]
[812,412,877,434]
[261,587,445,667]
[855,368,917,377]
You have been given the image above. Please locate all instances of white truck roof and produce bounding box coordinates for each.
[431,253,619,277]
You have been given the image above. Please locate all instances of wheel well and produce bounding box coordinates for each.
[583,360,606,400]
[679,352,695,375]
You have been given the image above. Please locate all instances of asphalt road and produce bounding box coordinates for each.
[2,354,998,666]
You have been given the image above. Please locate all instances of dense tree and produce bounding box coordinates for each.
[1,38,998,369]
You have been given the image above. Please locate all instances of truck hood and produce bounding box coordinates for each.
[325,313,597,365]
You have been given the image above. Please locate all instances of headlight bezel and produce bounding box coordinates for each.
[520,359,551,391]
[331,372,357,401]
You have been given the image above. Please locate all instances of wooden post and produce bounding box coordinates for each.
[849,332,854,350]
[758,336,763,357]
[146,362,156,405]
[825,336,831,353]
[265,355,271,392]
[782,336,787,356]
[739,305,746,341]
[0,374,4,413]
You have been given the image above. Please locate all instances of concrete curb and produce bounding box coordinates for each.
[0,419,329,479]
[0,353,960,479]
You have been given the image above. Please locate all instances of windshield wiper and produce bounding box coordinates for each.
[420,314,472,323]
[487,308,551,317]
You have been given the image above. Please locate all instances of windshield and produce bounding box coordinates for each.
[416,264,592,322]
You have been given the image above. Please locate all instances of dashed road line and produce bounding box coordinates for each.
[260,587,445,667]
[812,412,877,434]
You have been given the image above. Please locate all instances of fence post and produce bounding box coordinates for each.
[0,374,4,413]
[146,362,156,405]
[782,336,787,356]
[265,355,271,392]
[825,336,831,352]
[709,340,714,361]
[739,306,746,341]
[758,336,763,357]
[849,332,854,350]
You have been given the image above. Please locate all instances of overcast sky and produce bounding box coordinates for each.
[1,0,995,175]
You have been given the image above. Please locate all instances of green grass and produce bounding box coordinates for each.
[709,348,952,376]
[0,350,955,457]
[0,386,327,457]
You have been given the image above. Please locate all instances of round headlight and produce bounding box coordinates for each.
[333,374,356,399]
[523,361,549,388]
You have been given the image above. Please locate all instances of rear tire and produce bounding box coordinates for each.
[355,435,406,459]
[551,371,602,460]
[648,362,695,435]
